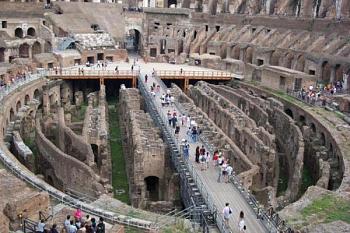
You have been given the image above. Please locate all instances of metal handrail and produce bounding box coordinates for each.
[45,69,140,77]
[155,70,232,77]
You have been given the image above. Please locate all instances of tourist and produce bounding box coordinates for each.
[200,145,205,156]
[115,66,118,74]
[131,65,134,72]
[226,164,233,183]
[191,126,198,143]
[82,214,91,226]
[167,110,172,126]
[91,218,97,232]
[69,220,77,233]
[96,217,105,233]
[200,153,206,170]
[183,140,190,160]
[85,224,94,233]
[186,115,191,128]
[49,224,59,233]
[170,95,175,106]
[213,150,219,166]
[36,219,45,233]
[238,211,246,232]
[222,203,232,227]
[172,115,177,128]
[64,215,71,232]
[145,74,148,83]
[195,146,200,163]
[181,114,187,126]
[205,151,211,169]
[180,68,183,74]
[186,127,192,141]
[75,220,82,229]
[175,124,180,139]
[222,160,228,183]
[74,208,83,222]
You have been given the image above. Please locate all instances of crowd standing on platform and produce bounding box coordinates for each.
[35,208,105,233]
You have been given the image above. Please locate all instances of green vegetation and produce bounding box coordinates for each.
[301,194,350,224]
[162,221,193,233]
[108,100,130,204]
[277,169,288,197]
[24,136,39,173]
[71,103,88,122]
[299,165,315,196]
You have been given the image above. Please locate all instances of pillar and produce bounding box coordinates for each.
[184,78,189,94]
[132,77,137,88]
[100,78,104,86]
[330,66,336,84]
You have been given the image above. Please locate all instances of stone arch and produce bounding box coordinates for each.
[32,41,42,56]
[310,122,316,134]
[0,47,5,62]
[270,51,280,66]
[295,55,305,72]
[44,41,52,53]
[320,132,326,146]
[231,46,240,60]
[284,108,294,119]
[91,144,99,164]
[15,28,24,38]
[126,28,142,53]
[299,115,306,126]
[245,47,253,64]
[168,0,177,7]
[334,64,343,82]
[321,61,331,83]
[284,53,294,69]
[27,27,36,37]
[16,100,22,112]
[25,94,30,105]
[19,43,30,58]
[144,176,159,201]
[33,89,40,100]
[9,108,15,122]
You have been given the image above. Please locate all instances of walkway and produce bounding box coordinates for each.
[138,69,267,233]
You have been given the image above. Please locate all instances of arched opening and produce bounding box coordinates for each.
[47,175,54,186]
[32,41,41,56]
[27,27,36,37]
[25,95,30,105]
[270,51,280,66]
[168,0,177,7]
[334,64,343,82]
[320,132,326,146]
[0,47,5,62]
[10,108,15,122]
[284,108,294,119]
[284,53,294,69]
[91,144,99,164]
[193,30,197,39]
[245,47,253,64]
[19,43,30,58]
[125,29,141,54]
[144,176,159,201]
[33,89,40,100]
[329,144,334,157]
[299,115,306,126]
[310,123,316,134]
[44,41,52,53]
[295,55,305,72]
[15,28,24,38]
[16,100,21,112]
[231,46,240,60]
[321,61,331,83]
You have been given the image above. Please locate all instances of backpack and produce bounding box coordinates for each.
[96,223,105,233]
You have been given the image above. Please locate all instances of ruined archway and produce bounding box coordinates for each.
[32,41,41,56]
[27,27,36,37]
[144,176,159,201]
[44,41,52,53]
[25,94,30,105]
[15,28,24,38]
[270,51,280,66]
[321,61,331,83]
[284,108,294,119]
[9,108,15,122]
[284,53,294,69]
[91,144,99,164]
[19,43,30,58]
[0,47,5,62]
[33,89,40,100]
[231,46,240,60]
[245,47,253,64]
[125,29,141,54]
[295,55,305,72]
[16,100,22,112]
[168,0,177,7]
[335,64,343,82]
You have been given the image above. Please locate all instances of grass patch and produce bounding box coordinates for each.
[71,103,88,122]
[299,164,315,197]
[302,194,350,224]
[108,101,130,204]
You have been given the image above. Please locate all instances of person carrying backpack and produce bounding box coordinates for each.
[96,217,105,233]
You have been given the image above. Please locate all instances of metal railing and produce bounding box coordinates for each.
[155,70,233,78]
[45,69,140,77]
[138,75,230,233]
[152,74,293,233]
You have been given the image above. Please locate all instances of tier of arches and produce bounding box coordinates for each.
[15,27,36,39]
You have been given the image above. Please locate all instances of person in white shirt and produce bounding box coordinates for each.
[37,219,45,233]
[64,215,71,232]
[222,203,232,227]
[69,220,77,233]
[238,211,246,232]
[205,152,210,169]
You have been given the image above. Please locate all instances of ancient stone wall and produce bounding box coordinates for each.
[119,88,174,209]
[35,117,105,197]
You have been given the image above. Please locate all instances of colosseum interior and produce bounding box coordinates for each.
[0,1,350,233]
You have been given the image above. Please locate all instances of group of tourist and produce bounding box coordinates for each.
[222,203,247,232]
[35,209,105,233]
[0,72,27,91]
